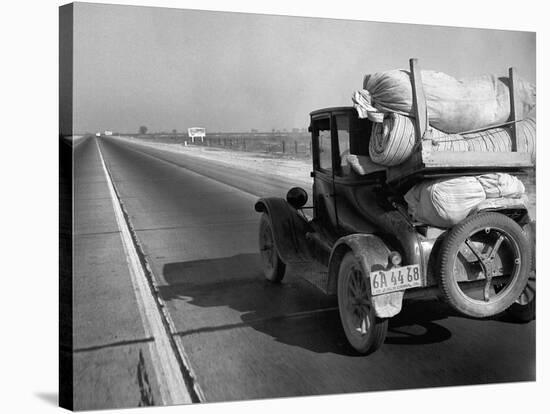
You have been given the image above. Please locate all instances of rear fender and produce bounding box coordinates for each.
[255,197,312,264]
[474,198,530,224]
[327,234,404,318]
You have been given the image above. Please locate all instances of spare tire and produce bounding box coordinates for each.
[438,212,531,318]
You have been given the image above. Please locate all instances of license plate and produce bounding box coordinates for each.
[370,264,422,296]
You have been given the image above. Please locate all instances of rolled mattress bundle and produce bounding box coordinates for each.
[368,112,536,167]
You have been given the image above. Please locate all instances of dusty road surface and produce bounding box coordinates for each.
[73,136,535,408]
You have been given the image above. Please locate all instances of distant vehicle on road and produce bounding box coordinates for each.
[95,132,101,137]
[104,131,113,136]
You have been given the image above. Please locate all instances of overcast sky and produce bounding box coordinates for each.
[72,2,536,134]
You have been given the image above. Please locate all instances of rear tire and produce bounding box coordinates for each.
[259,213,286,283]
[438,212,531,318]
[337,252,388,355]
[507,221,536,322]
[507,278,535,322]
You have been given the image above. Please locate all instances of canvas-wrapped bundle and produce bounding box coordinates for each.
[357,70,536,133]
[461,117,536,154]
[367,113,536,167]
[404,173,526,228]
[476,173,526,199]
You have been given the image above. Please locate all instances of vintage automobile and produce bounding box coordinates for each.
[254,102,536,355]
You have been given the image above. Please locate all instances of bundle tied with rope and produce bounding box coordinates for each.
[403,173,527,228]
[351,69,536,167]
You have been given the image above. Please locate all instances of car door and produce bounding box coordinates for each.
[332,111,379,236]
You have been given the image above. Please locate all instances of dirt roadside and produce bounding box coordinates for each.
[113,136,313,188]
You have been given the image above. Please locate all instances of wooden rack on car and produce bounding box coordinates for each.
[386,58,535,185]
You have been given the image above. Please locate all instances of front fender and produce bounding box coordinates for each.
[255,197,312,264]
[328,233,404,318]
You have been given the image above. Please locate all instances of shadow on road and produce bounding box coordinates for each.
[34,392,58,406]
[387,301,454,345]
[160,254,463,355]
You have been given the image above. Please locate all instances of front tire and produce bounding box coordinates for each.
[337,252,388,354]
[259,213,286,283]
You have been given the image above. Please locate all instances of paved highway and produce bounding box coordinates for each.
[74,136,535,408]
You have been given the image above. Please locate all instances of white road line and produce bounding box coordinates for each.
[95,139,194,405]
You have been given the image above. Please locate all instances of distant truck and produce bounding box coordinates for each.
[104,131,113,136]
[188,127,206,143]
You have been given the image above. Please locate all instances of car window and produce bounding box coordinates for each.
[335,115,351,175]
[318,129,332,171]
[313,117,332,172]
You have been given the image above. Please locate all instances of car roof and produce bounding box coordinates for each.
[309,106,354,117]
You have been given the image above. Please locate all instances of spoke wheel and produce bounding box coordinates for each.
[439,212,531,318]
[258,213,286,283]
[337,252,387,354]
